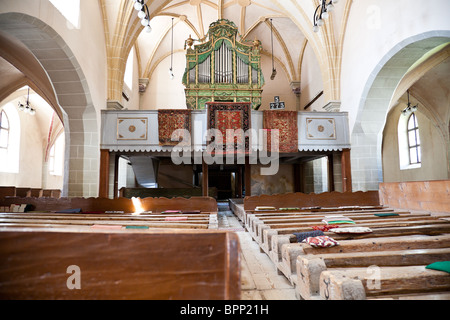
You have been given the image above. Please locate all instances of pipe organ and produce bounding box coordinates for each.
[183,19,264,110]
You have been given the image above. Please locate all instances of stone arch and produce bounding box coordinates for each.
[0,13,99,197]
[351,31,450,191]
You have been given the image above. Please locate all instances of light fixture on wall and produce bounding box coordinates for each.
[269,18,277,80]
[402,90,418,116]
[169,17,174,80]
[17,87,36,116]
[133,0,152,33]
[313,0,339,33]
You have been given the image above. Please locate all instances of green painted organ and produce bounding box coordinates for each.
[182,19,265,110]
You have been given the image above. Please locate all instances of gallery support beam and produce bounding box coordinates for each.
[99,149,110,198]
[202,158,209,197]
[341,148,352,192]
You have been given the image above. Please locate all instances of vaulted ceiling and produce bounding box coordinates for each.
[135,0,307,82]
[101,0,350,102]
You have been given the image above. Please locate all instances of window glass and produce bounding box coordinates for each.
[407,113,421,165]
[124,48,134,89]
[49,0,81,28]
[49,134,64,176]
[0,111,9,148]
[0,105,20,173]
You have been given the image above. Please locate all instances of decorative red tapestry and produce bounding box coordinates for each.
[263,110,298,153]
[207,102,251,154]
[158,109,191,146]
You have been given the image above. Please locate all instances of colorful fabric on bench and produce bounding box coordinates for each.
[165,216,188,221]
[303,236,339,248]
[426,261,450,274]
[312,225,339,232]
[56,208,82,213]
[293,230,324,243]
[374,213,400,217]
[330,227,373,234]
[125,226,150,229]
[322,215,355,225]
[255,206,277,211]
[91,225,123,229]
[162,210,182,214]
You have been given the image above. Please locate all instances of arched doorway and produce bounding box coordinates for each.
[351,31,450,191]
[0,13,99,197]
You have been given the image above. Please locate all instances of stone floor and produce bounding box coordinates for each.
[217,203,297,300]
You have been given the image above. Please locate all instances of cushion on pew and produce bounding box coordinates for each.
[165,217,188,221]
[322,215,355,225]
[293,230,324,243]
[426,261,450,274]
[125,226,150,229]
[330,227,373,234]
[91,225,123,229]
[311,225,339,232]
[374,213,400,217]
[55,208,82,213]
[255,206,277,211]
[162,210,182,214]
[303,236,339,248]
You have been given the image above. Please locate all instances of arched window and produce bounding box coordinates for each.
[407,113,421,165]
[49,0,80,28]
[0,110,10,158]
[48,133,65,176]
[124,47,134,89]
[0,105,20,173]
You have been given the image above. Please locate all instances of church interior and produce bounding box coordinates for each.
[0,0,449,301]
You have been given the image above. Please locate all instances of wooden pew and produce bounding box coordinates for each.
[228,198,245,222]
[244,191,380,211]
[318,265,450,300]
[253,210,428,243]
[0,227,240,300]
[120,187,218,199]
[0,212,216,230]
[282,234,450,286]
[240,188,450,301]
[271,220,450,270]
[260,212,447,260]
[0,196,218,214]
[0,186,16,199]
[248,208,400,240]
[295,235,450,299]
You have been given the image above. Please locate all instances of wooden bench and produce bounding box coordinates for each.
[0,186,16,199]
[271,221,450,279]
[0,227,240,300]
[294,234,450,299]
[261,212,448,261]
[282,234,450,285]
[243,191,380,212]
[120,187,218,199]
[0,212,216,230]
[319,265,450,300]
[0,196,218,214]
